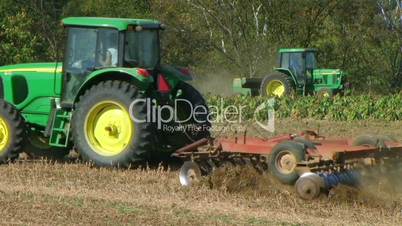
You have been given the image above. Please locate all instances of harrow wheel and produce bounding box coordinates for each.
[179,161,202,186]
[269,141,305,185]
[295,172,323,200]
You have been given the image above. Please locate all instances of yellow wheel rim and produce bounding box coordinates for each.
[266,80,285,97]
[0,117,10,152]
[275,151,297,175]
[85,101,133,157]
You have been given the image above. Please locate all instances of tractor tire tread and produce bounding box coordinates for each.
[72,80,155,167]
[260,72,295,97]
[0,99,25,163]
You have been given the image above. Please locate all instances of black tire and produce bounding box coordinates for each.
[71,80,154,167]
[159,82,211,149]
[23,130,70,160]
[316,88,334,98]
[269,141,305,185]
[0,100,25,163]
[259,72,294,97]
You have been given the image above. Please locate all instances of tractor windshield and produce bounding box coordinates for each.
[124,30,159,69]
[305,52,317,69]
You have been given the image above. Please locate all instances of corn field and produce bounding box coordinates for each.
[207,94,402,121]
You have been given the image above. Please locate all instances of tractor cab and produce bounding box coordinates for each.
[62,17,163,105]
[277,48,317,87]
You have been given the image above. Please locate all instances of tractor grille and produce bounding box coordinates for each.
[323,75,328,84]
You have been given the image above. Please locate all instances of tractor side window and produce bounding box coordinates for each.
[96,29,119,68]
[281,53,290,68]
[125,30,159,69]
[289,53,304,78]
[65,28,97,74]
[306,52,317,70]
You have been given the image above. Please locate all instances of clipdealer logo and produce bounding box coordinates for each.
[128,98,275,132]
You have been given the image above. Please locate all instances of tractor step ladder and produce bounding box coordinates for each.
[49,109,72,147]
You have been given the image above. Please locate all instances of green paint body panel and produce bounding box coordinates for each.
[233,48,346,96]
[62,17,161,31]
[232,78,252,95]
[0,62,185,127]
[312,69,344,92]
[74,67,155,103]
[159,64,192,90]
[0,62,63,127]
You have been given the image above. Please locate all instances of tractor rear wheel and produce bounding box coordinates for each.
[269,141,305,184]
[72,80,154,167]
[260,73,294,97]
[159,82,211,150]
[0,100,25,163]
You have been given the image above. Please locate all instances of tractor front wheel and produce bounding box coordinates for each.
[72,80,154,167]
[23,130,70,160]
[316,88,334,98]
[260,73,294,97]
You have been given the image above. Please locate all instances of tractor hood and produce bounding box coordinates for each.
[0,62,62,74]
[313,68,345,76]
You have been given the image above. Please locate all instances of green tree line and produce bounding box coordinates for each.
[0,0,400,93]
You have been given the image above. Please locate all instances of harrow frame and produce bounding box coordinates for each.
[173,131,402,199]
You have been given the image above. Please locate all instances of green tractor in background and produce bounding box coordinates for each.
[0,17,210,167]
[233,48,347,97]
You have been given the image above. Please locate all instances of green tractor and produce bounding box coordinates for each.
[233,48,347,97]
[0,17,210,166]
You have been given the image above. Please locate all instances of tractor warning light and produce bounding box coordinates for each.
[137,68,151,77]
[158,74,171,93]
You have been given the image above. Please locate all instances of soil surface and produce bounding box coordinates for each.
[1,119,401,225]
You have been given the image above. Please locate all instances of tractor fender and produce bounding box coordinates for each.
[274,68,298,86]
[74,68,153,103]
[159,64,192,82]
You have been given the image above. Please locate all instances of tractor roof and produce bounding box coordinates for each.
[62,17,161,31]
[279,48,317,53]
